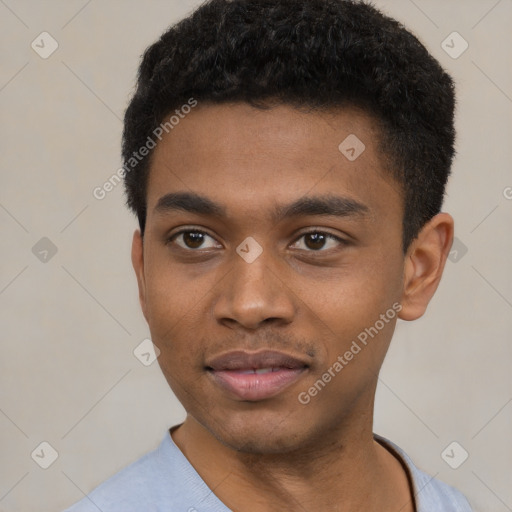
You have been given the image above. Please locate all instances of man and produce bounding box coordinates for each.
[65,0,473,510]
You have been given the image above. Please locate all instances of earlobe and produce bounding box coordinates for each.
[399,213,454,321]
[131,229,148,322]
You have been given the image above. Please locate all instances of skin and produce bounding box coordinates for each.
[131,102,454,512]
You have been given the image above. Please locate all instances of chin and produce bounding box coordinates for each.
[217,430,301,455]
[205,411,309,455]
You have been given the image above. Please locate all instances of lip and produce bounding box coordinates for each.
[206,350,309,401]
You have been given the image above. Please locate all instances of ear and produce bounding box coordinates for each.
[398,213,454,321]
[131,229,149,322]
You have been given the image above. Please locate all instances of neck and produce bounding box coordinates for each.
[171,415,414,512]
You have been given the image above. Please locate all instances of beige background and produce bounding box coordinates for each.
[0,1,511,511]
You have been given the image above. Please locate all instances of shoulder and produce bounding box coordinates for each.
[374,435,474,512]
[62,433,194,512]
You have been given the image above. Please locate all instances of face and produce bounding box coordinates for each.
[132,102,408,454]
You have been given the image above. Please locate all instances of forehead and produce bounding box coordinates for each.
[146,102,401,225]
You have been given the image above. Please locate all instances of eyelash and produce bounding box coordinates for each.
[166,228,348,252]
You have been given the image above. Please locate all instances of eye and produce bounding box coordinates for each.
[168,230,220,250]
[290,231,346,251]
[167,229,347,252]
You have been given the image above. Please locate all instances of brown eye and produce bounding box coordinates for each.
[290,231,346,252]
[182,231,205,248]
[169,230,219,250]
[304,233,327,250]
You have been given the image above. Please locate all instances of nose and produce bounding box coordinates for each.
[212,248,296,330]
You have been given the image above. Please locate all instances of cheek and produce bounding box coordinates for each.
[143,249,211,334]
[142,255,226,381]
[312,250,403,356]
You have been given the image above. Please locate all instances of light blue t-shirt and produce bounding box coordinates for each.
[64,430,473,511]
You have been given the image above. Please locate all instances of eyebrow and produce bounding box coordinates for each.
[153,191,370,222]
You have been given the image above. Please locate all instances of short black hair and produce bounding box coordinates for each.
[122,0,455,249]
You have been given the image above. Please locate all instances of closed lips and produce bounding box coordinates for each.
[205,350,309,372]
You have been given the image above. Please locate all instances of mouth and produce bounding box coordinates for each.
[205,350,310,401]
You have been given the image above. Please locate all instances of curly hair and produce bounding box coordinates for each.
[122,0,456,249]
